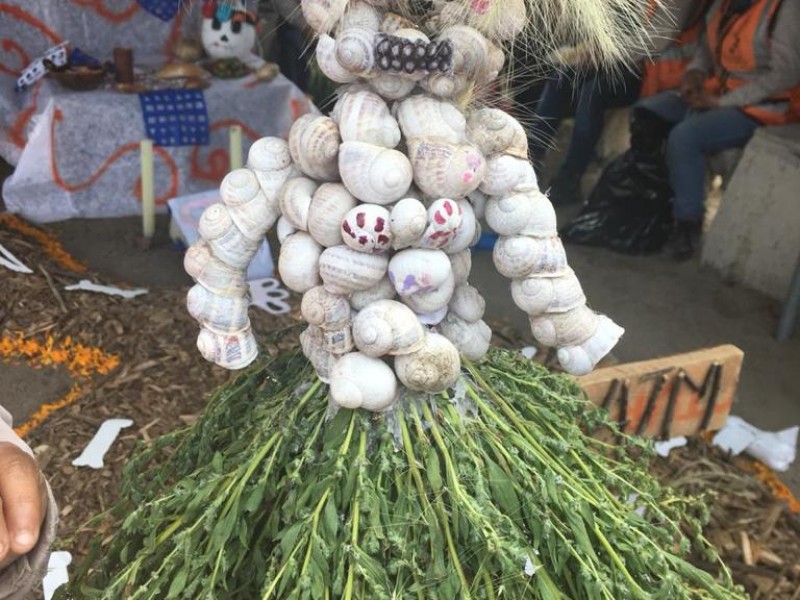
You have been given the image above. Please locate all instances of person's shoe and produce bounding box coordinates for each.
[547,174,582,206]
[662,218,703,261]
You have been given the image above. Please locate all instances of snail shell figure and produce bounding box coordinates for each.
[186,2,624,410]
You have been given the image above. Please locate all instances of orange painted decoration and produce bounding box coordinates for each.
[0,38,31,76]
[0,213,88,272]
[0,4,63,76]
[50,108,180,205]
[0,334,120,438]
[70,0,139,23]
[190,118,262,182]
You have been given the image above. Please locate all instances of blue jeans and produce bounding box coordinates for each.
[635,91,759,220]
[531,68,642,178]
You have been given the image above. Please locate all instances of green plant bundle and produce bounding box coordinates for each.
[61,345,746,600]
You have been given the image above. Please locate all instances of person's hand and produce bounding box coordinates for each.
[689,90,720,110]
[679,69,706,103]
[0,443,47,570]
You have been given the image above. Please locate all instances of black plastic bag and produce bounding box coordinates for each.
[560,108,675,254]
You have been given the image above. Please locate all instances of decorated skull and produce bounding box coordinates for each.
[201,0,258,63]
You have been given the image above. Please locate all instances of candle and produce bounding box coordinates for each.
[140,139,156,239]
[113,47,134,84]
[229,125,243,170]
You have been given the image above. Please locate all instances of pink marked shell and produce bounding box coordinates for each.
[341,203,393,254]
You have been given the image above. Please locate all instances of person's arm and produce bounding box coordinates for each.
[719,0,800,107]
[630,0,702,61]
[0,407,58,600]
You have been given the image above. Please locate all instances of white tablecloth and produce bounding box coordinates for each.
[2,74,310,222]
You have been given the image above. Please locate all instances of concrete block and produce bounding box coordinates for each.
[702,125,800,300]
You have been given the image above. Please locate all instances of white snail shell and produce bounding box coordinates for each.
[316,34,359,83]
[334,90,401,148]
[390,197,428,249]
[339,0,381,32]
[278,232,323,293]
[197,326,258,370]
[443,199,477,254]
[394,332,461,393]
[448,284,486,323]
[467,108,528,158]
[335,26,377,77]
[187,284,250,334]
[352,299,425,356]
[409,140,485,199]
[416,198,463,250]
[493,235,568,279]
[197,203,260,269]
[484,192,535,236]
[388,248,452,296]
[341,203,393,253]
[247,137,292,172]
[307,183,359,247]
[301,285,351,330]
[330,352,398,411]
[301,0,348,33]
[556,316,624,375]
[439,25,489,76]
[324,324,355,354]
[293,116,341,182]
[279,177,318,231]
[220,169,281,240]
[511,269,586,316]
[480,154,537,197]
[438,313,492,361]
[529,305,600,348]
[464,0,527,42]
[395,95,467,144]
[338,141,413,204]
[300,325,337,382]
[288,114,315,165]
[449,249,472,285]
[380,11,414,33]
[517,187,558,237]
[349,276,396,310]
[423,72,470,100]
[184,241,248,297]
[318,244,389,294]
[276,216,297,244]
[370,73,417,99]
[467,189,488,220]
[401,271,455,314]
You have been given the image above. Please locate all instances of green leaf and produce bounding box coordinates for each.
[322,496,339,539]
[166,570,188,598]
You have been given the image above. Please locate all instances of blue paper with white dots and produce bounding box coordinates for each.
[136,0,181,21]
[138,89,210,147]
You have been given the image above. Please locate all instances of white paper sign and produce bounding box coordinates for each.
[713,416,798,472]
[72,419,134,469]
[0,242,33,274]
[64,279,148,299]
[43,550,72,600]
[249,278,291,315]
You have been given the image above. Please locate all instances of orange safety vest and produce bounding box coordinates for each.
[640,2,709,98]
[705,0,800,124]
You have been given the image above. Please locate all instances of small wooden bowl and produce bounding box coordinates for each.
[49,66,108,91]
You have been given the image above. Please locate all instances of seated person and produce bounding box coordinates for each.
[637,0,800,260]
[0,406,56,599]
[528,0,704,205]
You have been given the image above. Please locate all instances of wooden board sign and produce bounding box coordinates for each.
[575,345,744,439]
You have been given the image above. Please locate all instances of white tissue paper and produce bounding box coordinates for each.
[712,416,798,472]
